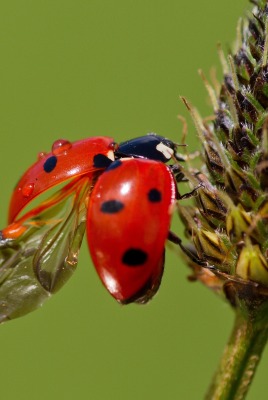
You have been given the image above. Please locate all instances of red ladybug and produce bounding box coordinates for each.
[87,157,176,303]
[9,134,178,223]
[0,134,179,322]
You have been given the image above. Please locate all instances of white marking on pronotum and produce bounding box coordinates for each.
[156,143,174,160]
[107,150,115,161]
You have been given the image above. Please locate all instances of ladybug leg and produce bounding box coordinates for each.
[177,184,203,200]
[171,165,188,183]
[173,150,187,163]
[171,164,202,184]
[177,184,203,201]
[168,231,210,268]
[174,150,200,163]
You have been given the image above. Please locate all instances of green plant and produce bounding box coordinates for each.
[177,1,268,398]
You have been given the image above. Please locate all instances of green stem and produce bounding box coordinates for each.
[205,306,268,400]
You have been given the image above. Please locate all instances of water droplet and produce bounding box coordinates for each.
[52,139,72,155]
[22,183,35,198]
[38,152,47,160]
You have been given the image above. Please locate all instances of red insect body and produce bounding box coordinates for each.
[87,158,176,303]
[0,134,180,322]
[9,136,114,222]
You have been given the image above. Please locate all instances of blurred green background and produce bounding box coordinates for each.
[1,1,265,399]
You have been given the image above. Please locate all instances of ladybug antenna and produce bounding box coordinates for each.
[168,231,208,267]
[174,143,187,147]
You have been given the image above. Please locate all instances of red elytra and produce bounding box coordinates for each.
[87,158,177,304]
[9,136,114,223]
[0,134,181,323]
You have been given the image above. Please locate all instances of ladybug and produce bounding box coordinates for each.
[0,133,180,322]
[87,157,176,304]
[9,134,178,222]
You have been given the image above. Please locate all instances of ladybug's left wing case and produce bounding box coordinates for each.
[0,178,90,323]
[9,136,114,223]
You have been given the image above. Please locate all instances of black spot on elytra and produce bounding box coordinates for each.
[106,160,122,172]
[148,188,162,202]
[100,200,124,214]
[93,154,113,169]
[43,156,57,173]
[122,248,148,266]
